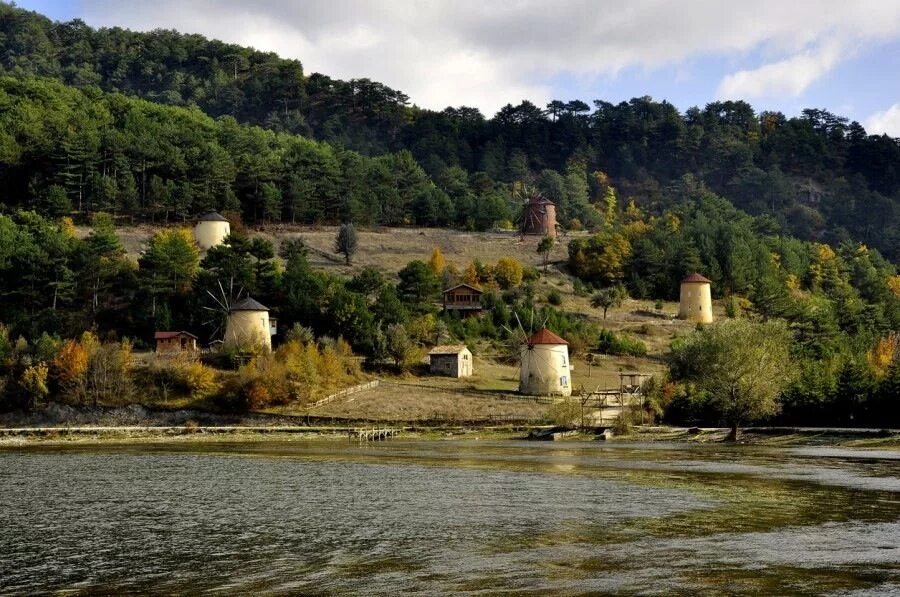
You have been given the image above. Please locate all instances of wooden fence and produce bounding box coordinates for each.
[308,380,380,409]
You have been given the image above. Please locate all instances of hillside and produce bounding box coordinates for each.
[1,3,900,263]
[0,4,898,429]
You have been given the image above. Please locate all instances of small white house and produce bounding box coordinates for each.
[429,345,473,378]
[193,211,231,250]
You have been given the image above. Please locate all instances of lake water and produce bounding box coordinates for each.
[3,439,900,594]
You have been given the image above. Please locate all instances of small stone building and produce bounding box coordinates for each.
[521,195,558,237]
[678,273,713,323]
[429,345,473,378]
[193,211,231,250]
[442,284,483,315]
[154,331,198,354]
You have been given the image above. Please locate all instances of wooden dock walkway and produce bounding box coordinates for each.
[348,427,403,442]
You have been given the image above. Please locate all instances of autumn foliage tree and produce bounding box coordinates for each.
[868,333,899,379]
[428,246,446,277]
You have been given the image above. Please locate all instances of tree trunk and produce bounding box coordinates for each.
[726,424,739,442]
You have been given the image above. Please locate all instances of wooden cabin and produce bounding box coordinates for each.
[429,345,473,378]
[442,284,483,315]
[154,331,198,354]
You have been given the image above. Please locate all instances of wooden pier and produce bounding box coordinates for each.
[348,427,402,442]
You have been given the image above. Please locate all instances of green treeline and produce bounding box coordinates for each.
[0,77,506,228]
[1,4,900,427]
[2,3,900,258]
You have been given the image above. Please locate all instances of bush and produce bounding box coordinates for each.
[547,289,563,306]
[546,399,581,427]
[611,409,636,435]
[150,355,218,401]
[217,339,364,410]
[597,328,648,357]
[522,266,541,282]
[573,279,589,298]
[494,257,524,289]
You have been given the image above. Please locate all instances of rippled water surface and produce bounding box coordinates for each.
[3,440,900,594]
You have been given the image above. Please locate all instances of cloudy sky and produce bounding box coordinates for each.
[20,0,900,136]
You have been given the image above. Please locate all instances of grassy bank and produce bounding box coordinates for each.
[4,421,900,449]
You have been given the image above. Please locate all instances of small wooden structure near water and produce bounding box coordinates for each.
[578,371,653,425]
[348,427,402,443]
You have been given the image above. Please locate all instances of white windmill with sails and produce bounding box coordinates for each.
[506,314,572,396]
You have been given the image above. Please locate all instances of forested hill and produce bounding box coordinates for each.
[1,3,900,261]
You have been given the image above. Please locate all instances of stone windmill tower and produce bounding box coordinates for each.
[224,297,273,351]
[518,327,572,396]
[678,273,713,323]
[193,211,231,250]
[519,188,558,238]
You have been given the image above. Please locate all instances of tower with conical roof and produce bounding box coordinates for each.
[224,297,272,350]
[678,273,713,323]
[521,195,558,237]
[193,211,230,250]
[518,328,571,396]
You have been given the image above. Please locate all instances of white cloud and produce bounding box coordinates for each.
[716,40,846,99]
[72,0,900,115]
[865,103,900,137]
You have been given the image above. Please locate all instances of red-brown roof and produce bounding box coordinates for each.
[443,283,482,295]
[154,331,198,340]
[681,273,712,284]
[525,327,568,346]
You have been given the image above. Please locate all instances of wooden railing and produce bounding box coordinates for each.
[308,380,380,409]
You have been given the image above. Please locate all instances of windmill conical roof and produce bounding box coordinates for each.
[525,327,568,345]
[198,211,229,222]
[527,195,554,206]
[229,297,269,312]
[681,272,712,284]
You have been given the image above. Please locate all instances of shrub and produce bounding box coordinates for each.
[546,399,581,427]
[83,340,133,405]
[547,289,563,306]
[494,257,524,289]
[217,339,364,410]
[611,410,635,435]
[522,266,541,282]
[573,279,589,297]
[597,328,648,357]
[19,362,49,409]
[150,356,218,401]
[52,339,88,401]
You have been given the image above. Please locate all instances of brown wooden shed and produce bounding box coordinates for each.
[154,331,198,354]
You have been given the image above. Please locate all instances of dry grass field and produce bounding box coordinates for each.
[78,223,573,273]
[89,223,714,423]
[305,381,547,422]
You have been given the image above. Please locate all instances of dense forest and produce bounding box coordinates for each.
[0,4,899,426]
[1,3,900,261]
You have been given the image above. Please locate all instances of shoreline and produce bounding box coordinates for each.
[2,423,900,449]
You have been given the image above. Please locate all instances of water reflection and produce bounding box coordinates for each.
[2,440,900,594]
